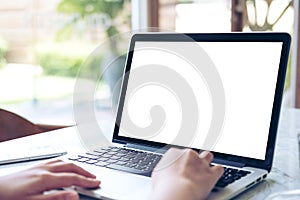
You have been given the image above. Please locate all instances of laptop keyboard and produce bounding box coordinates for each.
[215,166,251,188]
[69,146,251,186]
[69,146,162,177]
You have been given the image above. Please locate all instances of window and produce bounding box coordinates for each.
[0,0,295,127]
[0,0,131,123]
[146,0,294,107]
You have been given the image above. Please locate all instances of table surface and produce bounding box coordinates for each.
[0,108,300,200]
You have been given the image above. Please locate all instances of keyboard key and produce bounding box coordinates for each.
[115,153,126,157]
[126,163,137,168]
[106,151,117,155]
[106,159,118,164]
[98,157,109,162]
[85,159,99,164]
[215,167,251,188]
[71,146,162,177]
[94,161,108,167]
[110,155,121,160]
[77,157,90,162]
[99,147,113,151]
[236,170,250,177]
[115,161,127,166]
[108,147,120,152]
[79,154,99,160]
[101,154,112,158]
[68,155,80,161]
[94,149,108,154]
[87,151,104,156]
[119,157,130,162]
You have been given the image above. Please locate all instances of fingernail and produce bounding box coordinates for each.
[88,178,101,185]
[88,178,98,181]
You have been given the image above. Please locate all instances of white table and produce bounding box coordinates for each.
[233,108,300,199]
[0,108,300,199]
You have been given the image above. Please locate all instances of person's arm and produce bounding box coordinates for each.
[151,148,224,200]
[0,159,100,200]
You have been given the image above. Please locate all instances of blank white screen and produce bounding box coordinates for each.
[119,41,282,160]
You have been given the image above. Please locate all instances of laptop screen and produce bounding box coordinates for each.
[114,33,289,162]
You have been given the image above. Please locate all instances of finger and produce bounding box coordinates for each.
[28,190,79,200]
[153,148,183,173]
[49,162,97,178]
[159,147,183,164]
[199,151,214,163]
[183,149,201,164]
[41,173,100,191]
[211,165,225,180]
[34,160,63,168]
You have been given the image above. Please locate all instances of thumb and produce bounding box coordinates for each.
[28,190,79,200]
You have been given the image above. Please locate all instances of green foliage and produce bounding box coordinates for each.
[57,0,126,19]
[56,24,75,42]
[36,42,97,77]
[37,52,84,77]
[57,0,128,40]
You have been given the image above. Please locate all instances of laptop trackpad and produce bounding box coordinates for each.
[75,167,152,200]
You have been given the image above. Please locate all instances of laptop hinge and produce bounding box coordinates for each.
[213,158,245,168]
[124,143,167,154]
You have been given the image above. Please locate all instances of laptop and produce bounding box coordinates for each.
[68,32,291,200]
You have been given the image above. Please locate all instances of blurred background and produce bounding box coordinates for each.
[0,0,295,126]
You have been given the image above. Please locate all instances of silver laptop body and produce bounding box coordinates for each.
[68,32,291,200]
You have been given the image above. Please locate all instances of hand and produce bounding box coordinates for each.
[151,148,224,200]
[0,160,100,200]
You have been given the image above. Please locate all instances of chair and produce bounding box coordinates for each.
[0,109,70,142]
